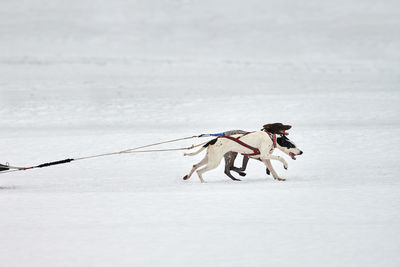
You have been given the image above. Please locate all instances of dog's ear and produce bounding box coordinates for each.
[263,123,292,134]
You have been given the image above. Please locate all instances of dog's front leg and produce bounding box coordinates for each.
[259,150,288,181]
[263,159,285,181]
[260,153,288,169]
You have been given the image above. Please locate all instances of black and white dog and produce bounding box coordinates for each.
[224,134,302,180]
[215,123,297,181]
[183,130,302,183]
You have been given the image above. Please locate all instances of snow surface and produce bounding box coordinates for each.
[1,0,400,266]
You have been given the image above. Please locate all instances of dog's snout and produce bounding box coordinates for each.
[299,150,303,155]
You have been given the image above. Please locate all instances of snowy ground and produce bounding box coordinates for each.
[1,0,400,266]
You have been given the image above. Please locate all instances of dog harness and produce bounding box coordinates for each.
[220,132,261,157]
[212,130,276,157]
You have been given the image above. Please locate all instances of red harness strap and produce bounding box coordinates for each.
[220,133,260,157]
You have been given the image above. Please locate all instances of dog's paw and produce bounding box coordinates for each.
[183,175,189,180]
[231,178,242,181]
[282,159,288,170]
[275,177,286,181]
[238,172,246,177]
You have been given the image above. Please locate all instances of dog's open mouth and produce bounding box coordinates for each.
[289,152,296,160]
[279,130,289,135]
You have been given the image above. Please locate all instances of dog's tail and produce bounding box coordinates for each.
[184,138,218,156]
[184,146,206,156]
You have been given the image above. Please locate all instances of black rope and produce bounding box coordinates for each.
[0,164,10,172]
[34,159,74,169]
[0,159,75,174]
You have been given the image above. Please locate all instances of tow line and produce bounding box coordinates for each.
[0,135,207,175]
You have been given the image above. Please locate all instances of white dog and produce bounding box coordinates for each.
[183,131,302,183]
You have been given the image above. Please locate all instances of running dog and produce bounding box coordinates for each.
[224,123,293,180]
[183,130,302,183]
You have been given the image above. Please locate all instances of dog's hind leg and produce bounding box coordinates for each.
[196,154,224,183]
[183,156,208,180]
[231,156,249,176]
[224,153,241,181]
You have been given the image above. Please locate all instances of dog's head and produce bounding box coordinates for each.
[276,134,303,160]
[263,123,292,135]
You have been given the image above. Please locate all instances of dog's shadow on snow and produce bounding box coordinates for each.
[201,178,274,184]
[194,176,309,185]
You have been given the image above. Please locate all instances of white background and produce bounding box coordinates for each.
[1,0,399,266]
